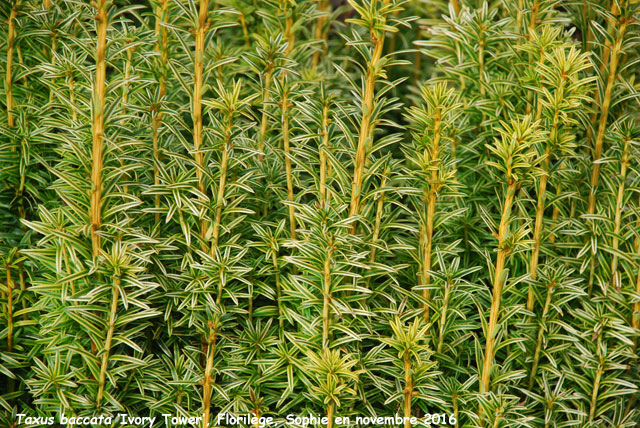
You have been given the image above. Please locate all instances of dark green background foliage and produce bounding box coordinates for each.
[1,0,639,427]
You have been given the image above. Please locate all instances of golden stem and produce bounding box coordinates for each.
[257,68,273,162]
[348,25,387,232]
[480,182,517,394]
[322,249,332,350]
[282,91,296,240]
[422,116,442,320]
[202,324,217,428]
[609,138,629,290]
[528,281,553,389]
[326,401,335,428]
[403,353,412,428]
[194,0,210,239]
[96,276,120,410]
[6,2,19,129]
[369,175,388,263]
[90,0,109,257]
[437,281,451,354]
[527,148,550,311]
[587,18,627,215]
[319,100,331,203]
[451,0,460,14]
[211,118,233,255]
[312,0,329,67]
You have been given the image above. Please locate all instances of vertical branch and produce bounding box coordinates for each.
[348,19,387,231]
[312,0,329,67]
[587,14,627,214]
[436,279,451,354]
[152,0,169,223]
[282,90,296,239]
[609,138,630,290]
[480,181,516,393]
[451,0,460,14]
[422,116,442,320]
[202,322,217,428]
[5,1,19,130]
[322,247,333,350]
[528,280,554,389]
[319,96,331,203]
[257,66,273,162]
[90,0,109,257]
[402,353,413,428]
[96,275,120,410]
[194,0,210,239]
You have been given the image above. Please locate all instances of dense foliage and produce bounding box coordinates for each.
[1,0,640,427]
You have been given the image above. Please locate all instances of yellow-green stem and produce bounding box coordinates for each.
[319,101,331,203]
[322,250,332,350]
[272,251,283,330]
[211,118,233,257]
[609,139,630,290]
[282,92,296,239]
[480,182,517,394]
[312,0,329,67]
[90,0,108,257]
[587,17,627,215]
[96,276,120,410]
[257,68,273,162]
[451,0,460,14]
[202,324,217,428]
[5,2,18,129]
[326,401,335,428]
[348,22,387,231]
[437,281,451,354]
[194,0,210,239]
[527,148,550,311]
[403,353,413,428]
[528,281,553,389]
[422,115,442,320]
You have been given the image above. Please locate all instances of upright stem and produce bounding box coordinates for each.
[322,248,333,350]
[194,0,210,238]
[348,23,387,231]
[319,100,331,203]
[202,323,217,428]
[422,117,442,320]
[588,334,603,422]
[211,118,233,256]
[586,15,627,294]
[5,2,18,129]
[403,353,413,428]
[437,281,451,354]
[272,251,283,331]
[480,182,516,394]
[369,175,388,264]
[90,0,108,258]
[282,91,296,240]
[528,281,553,389]
[587,16,627,215]
[96,276,120,410]
[152,0,169,223]
[451,0,460,14]
[326,401,335,428]
[609,138,630,290]
[312,0,329,67]
[257,67,273,162]
[527,148,550,311]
